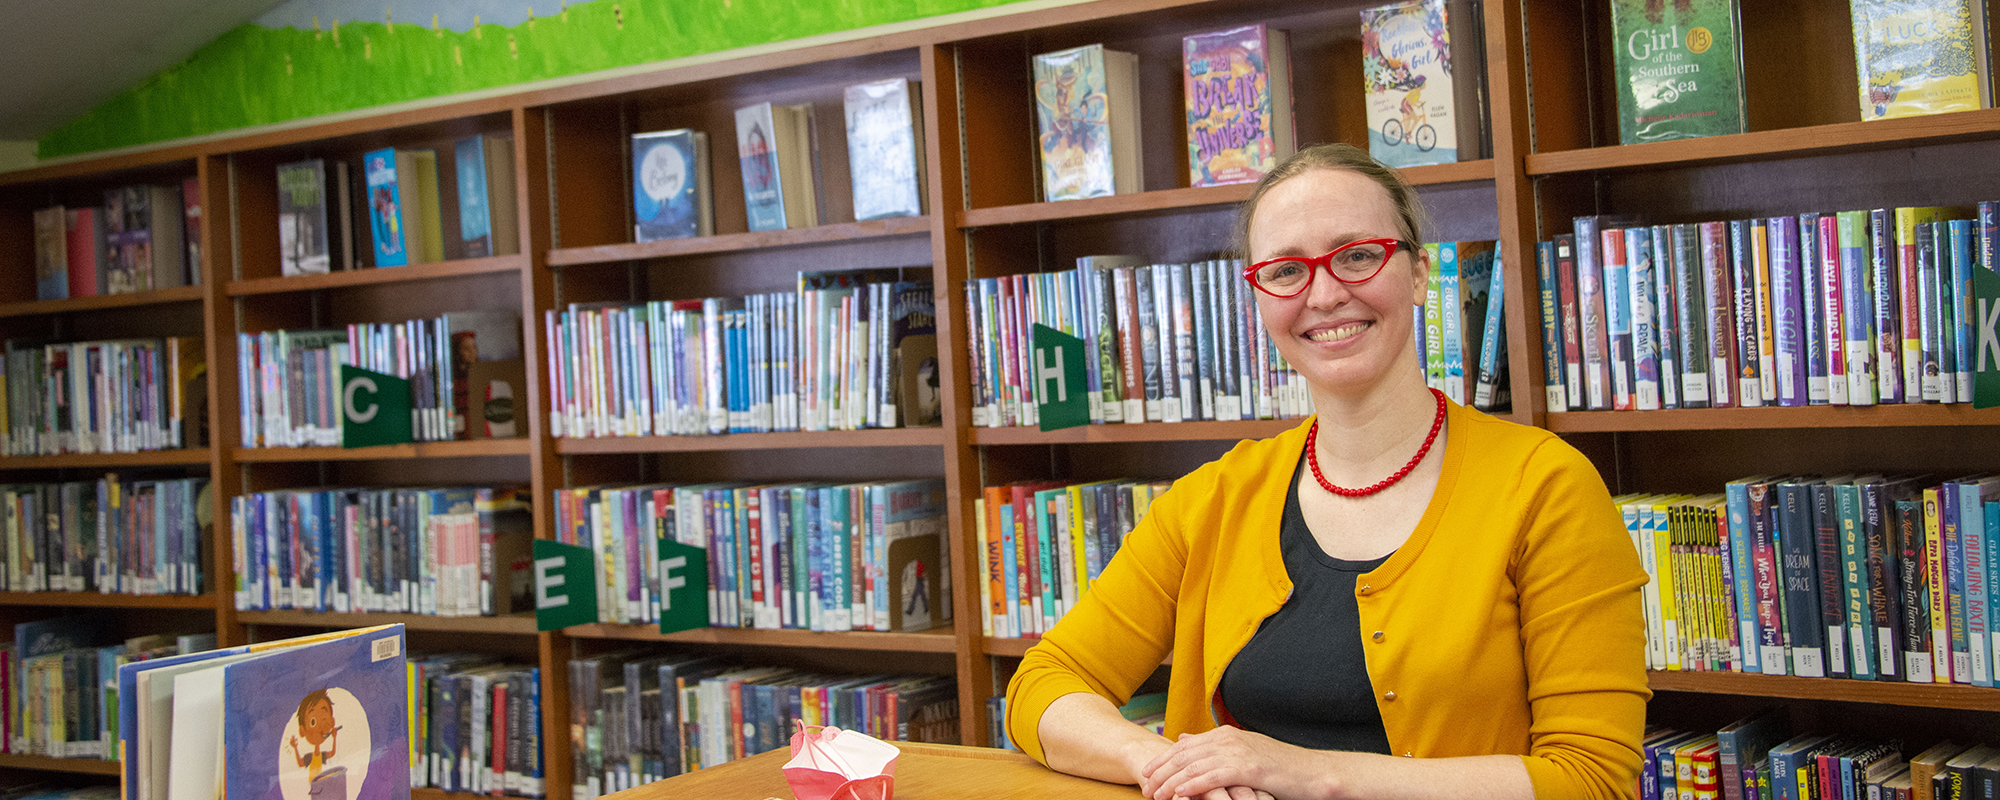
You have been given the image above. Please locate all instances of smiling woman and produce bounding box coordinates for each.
[1005,143,1651,800]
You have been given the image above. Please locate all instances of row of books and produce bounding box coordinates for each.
[229,486,533,616]
[1613,0,1988,147]
[631,78,925,244]
[276,136,520,276]
[544,272,938,439]
[566,653,957,798]
[30,181,203,300]
[3,613,214,758]
[1623,474,2000,685]
[1637,708,1981,800]
[2,337,207,456]
[552,479,949,633]
[1415,241,1510,408]
[410,654,544,797]
[979,691,1164,754]
[236,309,523,447]
[0,478,208,597]
[976,479,1168,639]
[1537,208,1998,413]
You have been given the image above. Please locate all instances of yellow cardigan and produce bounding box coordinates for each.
[1006,403,1650,800]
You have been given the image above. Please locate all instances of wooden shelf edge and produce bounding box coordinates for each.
[971,419,1301,445]
[983,637,1036,658]
[0,752,122,774]
[236,610,539,635]
[555,428,944,454]
[0,449,211,469]
[547,216,932,266]
[0,591,215,609]
[0,286,205,318]
[225,255,525,296]
[1650,670,2000,711]
[231,439,531,462]
[412,790,502,800]
[565,623,958,653]
[1526,108,2000,175]
[959,161,1493,228]
[1546,404,2000,432]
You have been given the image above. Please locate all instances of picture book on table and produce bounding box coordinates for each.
[632,129,711,242]
[1609,0,1747,143]
[1360,0,1463,167]
[1033,45,1117,201]
[1851,0,1992,120]
[362,149,408,267]
[844,78,925,220]
[1182,24,1294,187]
[221,627,408,800]
[735,104,788,232]
[276,159,332,276]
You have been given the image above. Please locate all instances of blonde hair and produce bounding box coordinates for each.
[1235,143,1430,259]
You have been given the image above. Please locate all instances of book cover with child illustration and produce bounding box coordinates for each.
[223,626,409,800]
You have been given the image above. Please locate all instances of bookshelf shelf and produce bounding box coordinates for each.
[231,439,531,462]
[0,449,210,469]
[224,255,526,296]
[0,591,214,609]
[236,610,539,635]
[0,753,122,775]
[554,428,945,454]
[970,419,1298,446]
[1544,405,2000,433]
[1525,108,2000,175]
[984,637,1034,658]
[958,160,1493,229]
[0,286,204,318]
[545,216,932,268]
[565,623,959,653]
[1649,671,2000,713]
[413,790,501,800]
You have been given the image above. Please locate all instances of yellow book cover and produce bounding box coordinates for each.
[1852,0,1991,120]
[1925,487,1951,681]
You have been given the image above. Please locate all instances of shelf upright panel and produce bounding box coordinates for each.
[1484,0,1543,429]
[198,151,245,647]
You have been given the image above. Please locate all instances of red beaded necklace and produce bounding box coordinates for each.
[1304,387,1447,498]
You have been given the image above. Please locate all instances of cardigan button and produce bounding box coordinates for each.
[1404,752,1414,758]
[1372,630,1384,641]
[1383,691,1397,701]
[1358,584,1372,594]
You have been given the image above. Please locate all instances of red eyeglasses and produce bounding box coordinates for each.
[1241,237,1412,298]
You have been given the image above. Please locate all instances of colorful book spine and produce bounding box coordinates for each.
[1798,213,1829,404]
[1700,222,1738,407]
[1627,228,1662,410]
[1767,216,1807,407]
[1837,210,1877,405]
[1537,240,1567,410]
[1651,226,1681,409]
[1672,224,1711,408]
[1750,218,1779,404]
[1728,221,1764,407]
[1602,228,1636,410]
[1818,213,1850,405]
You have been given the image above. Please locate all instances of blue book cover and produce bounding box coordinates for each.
[1945,479,1971,682]
[362,149,408,267]
[1437,242,1464,404]
[735,103,787,232]
[1950,219,1977,400]
[1473,259,1508,410]
[454,137,493,258]
[632,129,707,242]
[219,625,409,800]
[1601,228,1634,409]
[1766,734,1834,800]
[1536,240,1565,410]
[1649,226,1680,409]
[1625,228,1659,409]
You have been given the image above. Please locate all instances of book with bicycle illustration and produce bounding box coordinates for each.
[1610,0,1747,143]
[1360,0,1488,168]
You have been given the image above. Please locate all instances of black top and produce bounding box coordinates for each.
[1216,456,1393,754]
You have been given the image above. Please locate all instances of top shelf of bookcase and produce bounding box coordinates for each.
[545,216,932,268]
[960,161,1495,229]
[0,286,203,319]
[225,255,525,296]
[1545,404,2000,433]
[1525,109,2000,176]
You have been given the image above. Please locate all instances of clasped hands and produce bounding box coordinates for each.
[1136,725,1329,800]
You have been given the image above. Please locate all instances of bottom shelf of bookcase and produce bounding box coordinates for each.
[0,753,121,775]
[1649,670,2000,711]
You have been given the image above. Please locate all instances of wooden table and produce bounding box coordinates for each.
[613,742,1141,800]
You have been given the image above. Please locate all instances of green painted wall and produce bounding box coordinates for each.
[39,0,1027,159]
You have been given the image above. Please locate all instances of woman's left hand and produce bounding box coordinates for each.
[1138,726,1329,800]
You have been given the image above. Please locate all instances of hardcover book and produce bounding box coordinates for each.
[104,185,186,294]
[1181,24,1294,187]
[33,206,67,300]
[364,150,408,267]
[1852,0,1992,120]
[843,79,926,220]
[1360,0,1484,167]
[277,159,333,276]
[363,148,442,267]
[215,626,409,800]
[734,102,819,232]
[1609,0,1747,144]
[66,206,108,298]
[454,134,519,259]
[632,129,713,242]
[1032,44,1142,201]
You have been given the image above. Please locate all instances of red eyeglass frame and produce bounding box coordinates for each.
[1241,237,1413,298]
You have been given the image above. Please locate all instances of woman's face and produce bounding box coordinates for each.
[1246,168,1428,398]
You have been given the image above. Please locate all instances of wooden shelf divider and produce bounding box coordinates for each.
[546,216,931,267]
[236,610,540,635]
[225,255,525,296]
[1650,671,2000,712]
[1525,108,2000,175]
[971,419,1299,446]
[0,591,215,609]
[960,160,1493,228]
[554,428,945,454]
[0,449,211,469]
[1546,404,2000,433]
[231,439,531,462]
[565,623,959,653]
[0,753,123,775]
[0,286,204,318]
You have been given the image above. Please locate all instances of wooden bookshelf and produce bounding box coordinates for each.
[236,610,540,635]
[1650,672,2000,713]
[1545,404,2000,433]
[970,419,1298,446]
[546,216,931,267]
[0,753,122,775]
[554,428,945,454]
[0,591,214,609]
[231,439,531,462]
[0,449,210,469]
[224,254,525,296]
[1526,109,2000,176]
[565,623,959,653]
[0,286,203,318]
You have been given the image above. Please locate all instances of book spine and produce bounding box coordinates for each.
[1838,211,1876,405]
[1729,221,1765,407]
[1768,216,1807,406]
[1556,235,1585,409]
[1837,484,1875,679]
[1575,222,1613,410]
[1812,484,1850,678]
[1723,484,1761,674]
[1951,220,1976,400]
[1818,214,1850,405]
[1960,482,1989,686]
[1700,222,1738,407]
[1627,229,1661,410]
[1537,240,1566,410]
[1779,483,1828,677]
[1673,225,1711,407]
[1898,209,1930,402]
[1651,226,1680,409]
[1944,483,1971,683]
[1861,484,1902,680]
[1917,223,1944,403]
[1798,214,1829,404]
[1474,263,1508,410]
[1601,228,1634,410]
[1871,208,1905,402]
[1751,218,1779,403]
[1897,498,1935,682]
[1926,487,1951,681]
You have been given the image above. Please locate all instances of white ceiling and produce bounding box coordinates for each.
[0,0,289,142]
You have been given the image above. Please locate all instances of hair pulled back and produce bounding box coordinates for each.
[1234,143,1430,259]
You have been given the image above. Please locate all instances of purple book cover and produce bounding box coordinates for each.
[223,625,408,800]
[1767,216,1808,406]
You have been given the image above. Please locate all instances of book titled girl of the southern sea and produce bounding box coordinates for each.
[1610,0,1746,144]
